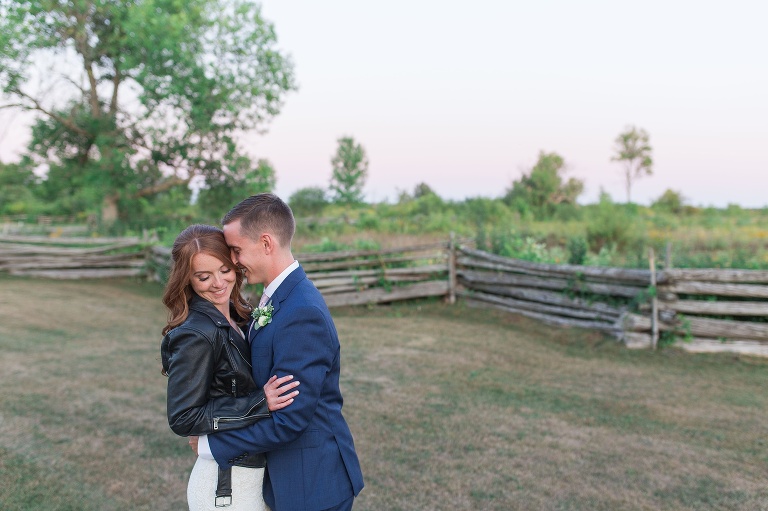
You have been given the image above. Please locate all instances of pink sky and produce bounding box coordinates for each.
[2,0,767,207]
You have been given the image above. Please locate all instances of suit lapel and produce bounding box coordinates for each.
[248,265,306,344]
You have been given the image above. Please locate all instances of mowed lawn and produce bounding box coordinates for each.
[0,277,767,511]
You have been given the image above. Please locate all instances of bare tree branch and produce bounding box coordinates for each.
[10,88,90,137]
[133,176,192,198]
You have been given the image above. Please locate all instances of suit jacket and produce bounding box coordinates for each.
[209,265,364,511]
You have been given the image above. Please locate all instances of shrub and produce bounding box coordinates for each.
[651,189,685,214]
[585,244,620,267]
[289,187,329,218]
[585,192,640,251]
[566,236,588,265]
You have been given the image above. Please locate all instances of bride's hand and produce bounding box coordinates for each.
[188,436,199,455]
[264,374,300,411]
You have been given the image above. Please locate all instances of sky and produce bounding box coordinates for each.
[2,0,767,207]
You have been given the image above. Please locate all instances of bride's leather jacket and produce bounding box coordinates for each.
[161,294,269,439]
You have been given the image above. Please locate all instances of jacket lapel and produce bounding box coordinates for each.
[248,265,306,343]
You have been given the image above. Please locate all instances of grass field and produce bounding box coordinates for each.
[0,276,767,510]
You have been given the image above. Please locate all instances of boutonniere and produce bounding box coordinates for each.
[252,304,274,328]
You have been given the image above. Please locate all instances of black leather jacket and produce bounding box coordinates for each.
[161,294,269,438]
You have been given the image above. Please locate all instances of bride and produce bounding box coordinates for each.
[160,224,299,510]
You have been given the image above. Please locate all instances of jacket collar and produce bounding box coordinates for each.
[188,293,235,329]
[268,264,306,315]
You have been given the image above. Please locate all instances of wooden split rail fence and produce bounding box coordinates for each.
[0,235,146,279]
[456,246,768,357]
[2,234,766,357]
[149,240,454,308]
[622,268,768,356]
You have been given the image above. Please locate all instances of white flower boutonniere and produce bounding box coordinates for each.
[252,304,274,328]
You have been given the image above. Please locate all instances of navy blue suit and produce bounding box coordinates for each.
[209,266,364,511]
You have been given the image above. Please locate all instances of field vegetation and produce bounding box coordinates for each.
[288,194,768,271]
[1,277,766,510]
[5,185,768,271]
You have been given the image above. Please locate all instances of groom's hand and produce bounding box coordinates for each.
[188,435,199,455]
[264,374,300,411]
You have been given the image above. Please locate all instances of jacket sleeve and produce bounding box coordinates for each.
[209,303,335,467]
[163,328,270,437]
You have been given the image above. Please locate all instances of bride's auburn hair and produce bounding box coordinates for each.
[161,224,251,336]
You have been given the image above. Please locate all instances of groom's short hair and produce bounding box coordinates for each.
[222,193,295,247]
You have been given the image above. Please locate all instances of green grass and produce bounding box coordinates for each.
[0,277,767,510]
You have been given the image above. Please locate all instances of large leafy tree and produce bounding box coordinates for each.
[329,136,368,205]
[611,125,653,203]
[0,0,295,225]
[503,151,584,219]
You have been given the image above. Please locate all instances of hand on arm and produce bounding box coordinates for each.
[208,305,335,465]
[264,374,300,411]
[188,378,296,458]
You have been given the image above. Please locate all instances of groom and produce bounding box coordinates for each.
[196,193,364,510]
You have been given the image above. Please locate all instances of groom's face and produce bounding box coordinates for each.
[223,219,267,286]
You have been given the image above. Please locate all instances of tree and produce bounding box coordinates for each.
[329,136,368,204]
[0,0,295,226]
[413,182,436,199]
[503,151,584,219]
[196,158,276,221]
[651,189,685,214]
[611,125,653,203]
[288,186,328,217]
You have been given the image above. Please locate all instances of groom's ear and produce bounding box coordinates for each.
[261,233,276,254]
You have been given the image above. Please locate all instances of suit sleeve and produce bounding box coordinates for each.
[164,328,269,436]
[208,304,334,468]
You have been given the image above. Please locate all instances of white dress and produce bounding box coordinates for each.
[187,456,270,511]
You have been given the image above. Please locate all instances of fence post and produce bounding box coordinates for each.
[665,241,672,269]
[649,247,659,350]
[447,232,457,304]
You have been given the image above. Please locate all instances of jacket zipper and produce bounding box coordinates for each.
[228,337,252,370]
[213,398,268,430]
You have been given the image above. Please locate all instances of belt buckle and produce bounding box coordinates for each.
[215,495,232,507]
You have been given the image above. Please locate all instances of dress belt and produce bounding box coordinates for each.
[215,467,232,507]
[214,453,266,507]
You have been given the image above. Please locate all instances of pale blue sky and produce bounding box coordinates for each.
[1,0,766,207]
